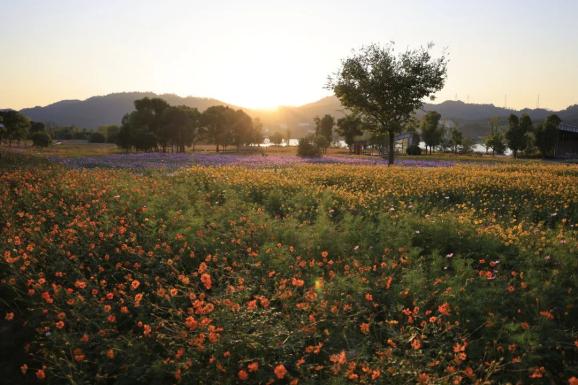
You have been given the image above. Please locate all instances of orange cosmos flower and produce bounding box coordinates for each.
[201,273,212,290]
[248,361,259,372]
[568,376,578,385]
[185,316,198,330]
[359,322,370,334]
[291,277,304,287]
[238,370,249,381]
[55,320,65,329]
[438,303,451,316]
[411,338,422,350]
[36,369,46,380]
[5,312,14,321]
[274,364,287,379]
[130,280,140,290]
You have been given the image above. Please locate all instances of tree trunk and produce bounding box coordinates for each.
[388,129,394,165]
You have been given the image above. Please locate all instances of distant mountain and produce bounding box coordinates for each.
[16,92,578,139]
[20,92,234,129]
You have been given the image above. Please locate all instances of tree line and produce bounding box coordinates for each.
[0,110,52,147]
[117,98,262,152]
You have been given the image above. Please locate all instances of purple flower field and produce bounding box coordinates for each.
[49,152,454,169]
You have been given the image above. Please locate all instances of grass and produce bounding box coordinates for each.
[1,151,577,385]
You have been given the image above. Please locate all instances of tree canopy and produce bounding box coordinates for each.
[328,43,447,164]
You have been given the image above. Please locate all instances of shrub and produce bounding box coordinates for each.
[88,132,106,143]
[297,136,321,157]
[30,131,52,147]
[406,144,422,155]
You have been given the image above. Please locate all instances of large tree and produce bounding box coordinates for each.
[314,114,335,144]
[505,113,529,158]
[327,43,447,165]
[421,111,442,154]
[535,114,561,158]
[202,105,234,152]
[0,110,30,146]
[160,106,202,152]
[336,114,363,151]
[231,109,254,151]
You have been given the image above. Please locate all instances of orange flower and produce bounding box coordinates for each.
[359,322,370,334]
[274,364,287,379]
[36,369,46,380]
[130,280,140,290]
[248,361,259,372]
[539,310,554,320]
[568,376,578,385]
[55,320,65,329]
[438,303,451,316]
[291,277,304,287]
[5,312,14,321]
[185,316,198,330]
[418,372,430,384]
[238,369,249,381]
[143,324,152,336]
[330,351,347,365]
[73,348,85,362]
[201,273,212,290]
[411,338,422,350]
[106,349,115,359]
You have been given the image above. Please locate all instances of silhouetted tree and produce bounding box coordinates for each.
[505,114,529,158]
[231,109,254,151]
[485,118,506,155]
[450,127,463,154]
[421,111,442,154]
[535,114,561,158]
[328,43,447,165]
[0,110,30,146]
[202,105,234,152]
[336,114,363,152]
[270,132,283,146]
[314,114,335,144]
[160,106,202,152]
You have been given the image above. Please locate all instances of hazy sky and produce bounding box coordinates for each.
[2,0,578,110]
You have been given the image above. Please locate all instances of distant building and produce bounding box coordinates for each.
[555,122,578,158]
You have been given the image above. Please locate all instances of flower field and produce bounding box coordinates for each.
[49,152,455,169]
[1,157,577,384]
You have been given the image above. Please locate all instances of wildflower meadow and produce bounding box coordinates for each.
[1,154,577,385]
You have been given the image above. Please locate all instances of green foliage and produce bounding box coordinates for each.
[336,114,363,150]
[0,109,30,144]
[535,114,561,158]
[314,114,335,144]
[485,118,507,155]
[30,131,52,147]
[328,43,447,164]
[88,131,106,143]
[297,135,322,157]
[1,163,577,384]
[421,111,442,153]
[506,114,531,158]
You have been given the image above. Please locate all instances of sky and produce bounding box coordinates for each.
[1,0,578,111]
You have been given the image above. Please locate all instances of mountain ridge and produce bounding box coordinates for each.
[13,92,578,139]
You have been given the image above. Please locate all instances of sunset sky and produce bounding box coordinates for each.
[1,0,577,111]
